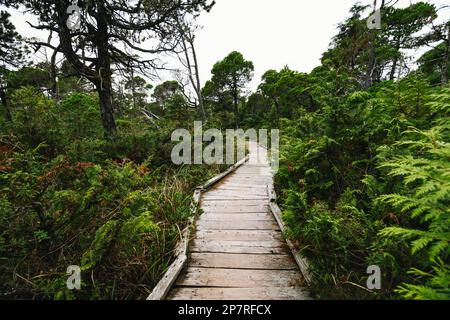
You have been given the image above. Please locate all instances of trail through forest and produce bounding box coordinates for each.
[168,142,310,300]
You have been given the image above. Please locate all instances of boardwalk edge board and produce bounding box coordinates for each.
[267,183,313,285]
[201,156,249,190]
[147,155,250,300]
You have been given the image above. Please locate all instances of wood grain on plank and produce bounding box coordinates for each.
[147,254,187,300]
[198,213,273,221]
[191,239,288,249]
[190,242,288,254]
[189,253,298,270]
[168,287,310,300]
[196,219,280,231]
[176,268,305,288]
[195,229,284,242]
[202,202,268,208]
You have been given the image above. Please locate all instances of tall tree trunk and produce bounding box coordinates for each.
[179,30,207,121]
[365,0,377,88]
[191,41,206,121]
[50,46,60,101]
[390,38,401,81]
[96,3,117,135]
[365,0,385,88]
[96,80,116,135]
[390,58,398,81]
[232,80,239,127]
[129,68,137,109]
[0,89,12,122]
[365,39,376,88]
[442,25,450,86]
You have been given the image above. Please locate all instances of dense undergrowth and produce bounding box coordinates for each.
[271,82,449,299]
[0,91,224,299]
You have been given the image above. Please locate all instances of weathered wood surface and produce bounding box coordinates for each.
[167,141,310,300]
[147,161,247,300]
[169,287,309,300]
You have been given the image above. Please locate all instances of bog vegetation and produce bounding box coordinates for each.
[0,0,449,299]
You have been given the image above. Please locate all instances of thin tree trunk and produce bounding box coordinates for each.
[390,58,398,81]
[365,0,378,88]
[180,29,207,121]
[442,26,450,86]
[365,0,385,88]
[390,39,401,81]
[50,46,60,101]
[0,88,12,122]
[365,39,376,88]
[232,80,239,127]
[129,68,137,109]
[190,40,206,121]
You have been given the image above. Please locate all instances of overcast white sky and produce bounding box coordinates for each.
[2,0,450,90]
[194,0,450,89]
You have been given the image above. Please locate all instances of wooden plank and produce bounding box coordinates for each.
[196,219,280,231]
[168,287,310,300]
[240,164,268,168]
[225,177,271,181]
[215,188,267,194]
[214,185,268,191]
[189,253,298,270]
[228,174,272,178]
[195,230,284,242]
[267,184,277,202]
[219,183,270,188]
[201,156,249,190]
[207,189,268,196]
[204,194,268,199]
[230,169,271,173]
[176,268,305,288]
[227,174,270,178]
[202,201,268,207]
[190,242,288,254]
[191,239,287,249]
[147,254,187,300]
[203,196,269,201]
[201,209,269,215]
[222,182,271,186]
[269,202,312,284]
[198,213,273,221]
[202,169,234,190]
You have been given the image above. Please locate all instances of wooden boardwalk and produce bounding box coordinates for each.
[167,142,310,300]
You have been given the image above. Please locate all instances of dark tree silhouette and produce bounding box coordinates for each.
[0,10,27,122]
[0,0,214,135]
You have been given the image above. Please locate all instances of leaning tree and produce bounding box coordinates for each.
[0,0,214,135]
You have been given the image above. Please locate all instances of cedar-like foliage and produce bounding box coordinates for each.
[378,109,449,299]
